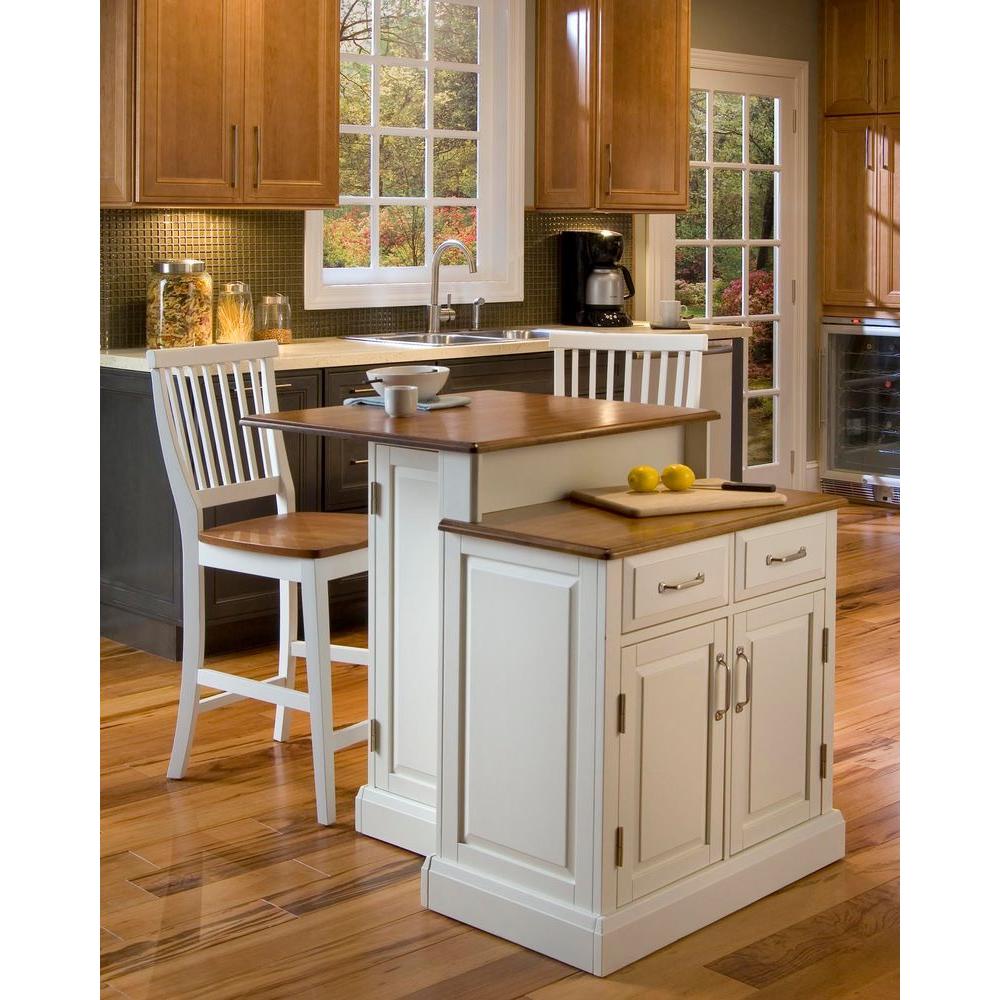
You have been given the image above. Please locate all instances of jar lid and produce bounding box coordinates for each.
[259,293,289,305]
[151,259,206,274]
[220,280,250,294]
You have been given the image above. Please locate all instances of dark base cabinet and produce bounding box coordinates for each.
[101,350,558,659]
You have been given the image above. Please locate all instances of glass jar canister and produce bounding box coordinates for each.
[215,281,254,343]
[146,259,213,349]
[254,293,292,344]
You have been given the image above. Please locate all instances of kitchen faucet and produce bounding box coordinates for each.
[429,239,477,333]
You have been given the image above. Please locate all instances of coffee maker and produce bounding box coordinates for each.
[558,229,635,327]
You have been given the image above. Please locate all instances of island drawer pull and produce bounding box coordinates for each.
[714,653,730,721]
[350,386,377,395]
[766,545,806,566]
[734,646,752,713]
[658,572,705,593]
[349,458,369,466]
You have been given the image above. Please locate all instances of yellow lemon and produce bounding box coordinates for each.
[661,464,696,491]
[627,465,661,493]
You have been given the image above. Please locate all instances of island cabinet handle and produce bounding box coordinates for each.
[714,653,730,721]
[734,646,752,713]
[658,572,705,593]
[766,545,807,566]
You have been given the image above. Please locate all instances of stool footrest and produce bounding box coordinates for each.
[290,640,370,667]
[198,669,310,713]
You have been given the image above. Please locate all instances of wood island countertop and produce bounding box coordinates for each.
[440,490,847,559]
[240,389,719,454]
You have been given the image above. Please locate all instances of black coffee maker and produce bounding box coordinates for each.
[558,229,635,327]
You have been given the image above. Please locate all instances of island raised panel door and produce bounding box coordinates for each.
[877,115,900,308]
[101,0,135,205]
[617,619,726,906]
[729,592,824,855]
[243,0,339,205]
[823,0,877,116]
[595,0,690,211]
[877,0,899,113]
[822,115,878,307]
[137,0,244,203]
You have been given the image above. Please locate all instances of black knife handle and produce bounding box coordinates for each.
[720,481,777,492]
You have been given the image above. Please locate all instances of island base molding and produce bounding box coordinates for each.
[355,785,436,857]
[422,810,846,976]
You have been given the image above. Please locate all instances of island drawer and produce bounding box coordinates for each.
[622,535,731,633]
[735,514,827,600]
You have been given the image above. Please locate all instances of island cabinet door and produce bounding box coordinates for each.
[617,619,727,907]
[729,592,825,855]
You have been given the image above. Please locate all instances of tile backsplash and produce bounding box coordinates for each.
[100,209,633,349]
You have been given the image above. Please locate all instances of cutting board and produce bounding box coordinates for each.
[569,484,787,518]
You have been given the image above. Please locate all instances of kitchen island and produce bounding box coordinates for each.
[243,390,719,854]
[426,490,847,975]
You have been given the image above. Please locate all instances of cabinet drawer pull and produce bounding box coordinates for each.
[734,646,752,713]
[349,458,369,466]
[658,572,705,593]
[274,383,292,389]
[714,653,730,721]
[766,545,806,566]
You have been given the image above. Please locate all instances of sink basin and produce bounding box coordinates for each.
[345,328,549,347]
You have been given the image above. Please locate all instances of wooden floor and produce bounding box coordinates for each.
[101,504,899,999]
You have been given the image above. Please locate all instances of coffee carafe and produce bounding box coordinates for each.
[557,230,635,327]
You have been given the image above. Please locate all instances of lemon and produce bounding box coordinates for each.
[661,464,696,491]
[627,465,661,493]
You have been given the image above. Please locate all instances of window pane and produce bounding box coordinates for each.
[379,66,426,127]
[434,1,478,63]
[748,247,775,314]
[748,95,776,164]
[433,206,477,261]
[749,171,776,241]
[379,206,425,266]
[689,89,707,160]
[434,69,478,130]
[676,167,706,240]
[676,246,706,319]
[379,136,425,196]
[341,0,372,54]
[380,0,426,58]
[712,246,742,317]
[433,138,477,197]
[748,321,774,390]
[747,396,775,466]
[713,168,742,239]
[340,134,371,196]
[340,61,371,126]
[324,206,372,268]
[713,92,743,162]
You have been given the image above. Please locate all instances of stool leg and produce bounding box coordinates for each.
[300,563,335,825]
[273,580,299,742]
[168,559,204,780]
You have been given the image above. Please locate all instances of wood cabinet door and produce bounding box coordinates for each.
[535,0,596,209]
[877,115,900,307]
[137,0,243,203]
[877,0,899,113]
[617,619,726,906]
[822,115,879,307]
[823,0,877,115]
[243,0,339,205]
[729,592,824,855]
[595,0,690,211]
[100,0,134,205]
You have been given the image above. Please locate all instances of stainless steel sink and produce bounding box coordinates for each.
[345,328,549,347]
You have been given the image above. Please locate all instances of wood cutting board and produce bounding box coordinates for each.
[569,484,787,518]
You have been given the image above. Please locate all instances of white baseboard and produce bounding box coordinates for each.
[355,784,436,856]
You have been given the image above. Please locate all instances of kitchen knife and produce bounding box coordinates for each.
[691,480,777,493]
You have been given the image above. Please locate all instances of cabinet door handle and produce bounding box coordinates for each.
[274,383,293,390]
[864,126,873,170]
[882,57,889,105]
[254,125,261,188]
[766,545,807,566]
[866,59,872,105]
[658,572,705,593]
[714,653,730,721]
[734,646,752,713]
[231,124,239,188]
[605,143,612,195]
[349,457,369,466]
[882,126,889,170]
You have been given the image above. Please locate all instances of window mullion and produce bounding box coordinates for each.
[371,0,382,268]
[425,3,435,267]
[705,90,714,320]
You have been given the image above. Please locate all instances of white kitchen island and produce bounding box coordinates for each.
[243,389,719,855]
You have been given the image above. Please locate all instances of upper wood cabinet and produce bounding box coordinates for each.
[100,0,135,205]
[823,0,898,115]
[535,0,691,212]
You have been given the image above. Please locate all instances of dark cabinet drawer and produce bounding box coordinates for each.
[439,352,555,394]
[323,366,375,511]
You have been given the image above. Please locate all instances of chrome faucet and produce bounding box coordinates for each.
[429,239,477,333]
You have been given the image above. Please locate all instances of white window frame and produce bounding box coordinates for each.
[304,0,524,310]
[645,49,809,487]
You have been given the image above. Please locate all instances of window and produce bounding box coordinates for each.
[304,0,524,309]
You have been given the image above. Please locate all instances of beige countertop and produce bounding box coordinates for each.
[99,323,750,373]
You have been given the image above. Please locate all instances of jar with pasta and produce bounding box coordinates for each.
[215,281,254,343]
[254,293,292,344]
[146,260,213,349]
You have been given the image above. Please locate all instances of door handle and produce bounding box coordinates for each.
[714,653,730,721]
[658,572,704,593]
[734,646,752,713]
[766,545,807,566]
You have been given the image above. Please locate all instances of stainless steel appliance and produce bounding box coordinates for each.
[558,230,634,326]
[820,316,900,505]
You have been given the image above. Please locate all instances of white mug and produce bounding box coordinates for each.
[384,384,419,417]
[657,300,682,327]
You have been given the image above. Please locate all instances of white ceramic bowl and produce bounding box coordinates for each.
[366,365,449,402]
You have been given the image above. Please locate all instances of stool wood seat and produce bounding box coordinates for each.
[199,512,368,560]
